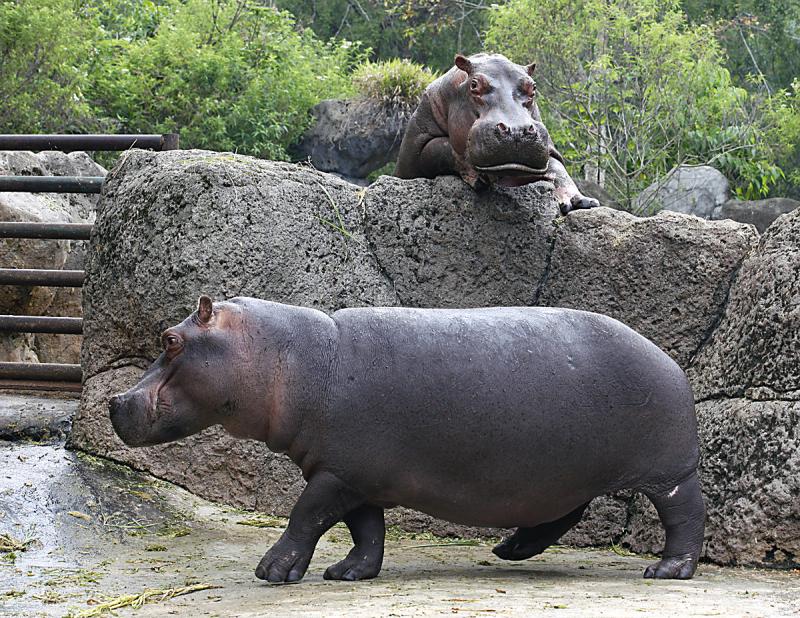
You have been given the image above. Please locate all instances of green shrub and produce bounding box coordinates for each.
[0,0,97,133]
[88,0,365,160]
[352,59,436,106]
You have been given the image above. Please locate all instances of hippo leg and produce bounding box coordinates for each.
[396,134,457,179]
[492,502,590,561]
[323,504,386,581]
[549,157,600,215]
[255,472,363,583]
[643,472,705,580]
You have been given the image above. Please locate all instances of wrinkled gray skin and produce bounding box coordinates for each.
[395,53,600,215]
[110,296,705,584]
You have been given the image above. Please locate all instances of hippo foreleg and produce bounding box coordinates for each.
[323,504,386,581]
[492,502,590,561]
[549,157,600,215]
[643,472,705,579]
[396,133,458,178]
[255,472,364,583]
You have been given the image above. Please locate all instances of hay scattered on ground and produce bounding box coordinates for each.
[0,533,33,553]
[236,516,287,528]
[67,583,219,618]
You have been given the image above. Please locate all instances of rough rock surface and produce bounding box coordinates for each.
[685,208,800,566]
[77,150,396,379]
[291,98,411,179]
[0,151,103,363]
[72,148,797,567]
[690,208,800,400]
[697,398,799,566]
[712,197,799,234]
[538,208,758,366]
[364,176,559,307]
[634,165,730,217]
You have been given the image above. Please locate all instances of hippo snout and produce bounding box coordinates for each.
[109,390,150,446]
[468,118,550,177]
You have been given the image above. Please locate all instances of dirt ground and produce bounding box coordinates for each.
[1,396,798,617]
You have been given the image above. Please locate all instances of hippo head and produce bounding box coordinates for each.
[109,296,247,447]
[453,53,551,183]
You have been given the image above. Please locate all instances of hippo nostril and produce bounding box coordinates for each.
[496,122,510,135]
[524,124,538,136]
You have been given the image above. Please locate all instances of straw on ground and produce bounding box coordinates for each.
[66,583,220,618]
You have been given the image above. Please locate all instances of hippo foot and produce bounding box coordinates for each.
[255,538,314,583]
[643,553,697,579]
[561,194,599,215]
[323,550,383,581]
[492,532,551,561]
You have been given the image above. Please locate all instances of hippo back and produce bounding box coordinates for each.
[322,306,698,527]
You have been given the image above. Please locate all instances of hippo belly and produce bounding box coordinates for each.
[326,306,698,528]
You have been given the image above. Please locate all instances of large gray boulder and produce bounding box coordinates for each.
[537,208,757,367]
[290,99,411,180]
[634,165,730,217]
[688,208,800,566]
[72,149,796,567]
[690,208,799,400]
[0,151,103,364]
[712,197,799,234]
[363,176,559,307]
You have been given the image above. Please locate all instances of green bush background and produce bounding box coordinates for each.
[1,0,797,202]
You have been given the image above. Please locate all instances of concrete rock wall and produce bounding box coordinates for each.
[70,149,797,567]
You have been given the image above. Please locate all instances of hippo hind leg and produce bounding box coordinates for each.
[324,504,385,581]
[643,471,705,580]
[492,502,590,561]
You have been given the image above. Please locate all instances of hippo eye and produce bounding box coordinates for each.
[470,79,479,91]
[163,334,182,350]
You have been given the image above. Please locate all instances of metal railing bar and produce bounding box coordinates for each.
[0,315,82,334]
[0,222,93,240]
[0,133,179,152]
[0,362,82,382]
[0,269,84,287]
[0,176,103,194]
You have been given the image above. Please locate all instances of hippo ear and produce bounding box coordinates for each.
[526,62,537,77]
[455,54,474,75]
[197,295,213,324]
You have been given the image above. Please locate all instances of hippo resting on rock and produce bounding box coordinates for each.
[395,53,599,215]
[110,296,705,583]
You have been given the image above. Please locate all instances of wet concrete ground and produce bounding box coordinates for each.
[1,395,799,617]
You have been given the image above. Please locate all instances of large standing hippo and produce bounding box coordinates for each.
[395,53,599,215]
[110,296,705,583]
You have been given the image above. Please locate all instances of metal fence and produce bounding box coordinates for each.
[0,134,179,391]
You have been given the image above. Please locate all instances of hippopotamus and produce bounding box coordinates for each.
[395,53,599,215]
[110,296,705,583]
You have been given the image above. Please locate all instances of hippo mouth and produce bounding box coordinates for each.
[474,162,550,177]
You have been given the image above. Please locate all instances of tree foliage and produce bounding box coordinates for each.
[87,0,364,160]
[0,0,796,200]
[0,0,95,133]
[273,0,491,72]
[487,0,796,207]
[683,0,800,92]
